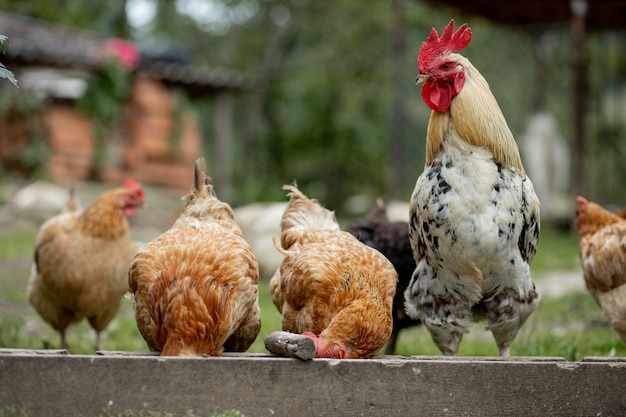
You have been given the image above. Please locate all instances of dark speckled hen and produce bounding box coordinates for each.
[404,20,540,356]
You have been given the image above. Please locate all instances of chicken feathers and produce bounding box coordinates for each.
[405,20,540,356]
[27,180,144,351]
[576,196,626,344]
[268,184,397,359]
[128,158,261,356]
[345,198,420,355]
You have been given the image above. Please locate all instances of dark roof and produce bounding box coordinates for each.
[0,12,254,95]
[425,0,626,31]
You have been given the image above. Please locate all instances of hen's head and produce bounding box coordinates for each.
[575,196,624,237]
[303,332,347,359]
[120,179,144,218]
[416,19,472,112]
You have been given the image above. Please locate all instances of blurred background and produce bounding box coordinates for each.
[1,0,626,359]
[0,0,624,221]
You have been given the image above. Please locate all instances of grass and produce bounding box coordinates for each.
[393,290,626,360]
[0,214,622,361]
[0,406,246,417]
[530,226,581,272]
[1,218,625,416]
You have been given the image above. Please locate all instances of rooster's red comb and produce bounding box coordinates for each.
[124,178,144,198]
[418,19,472,74]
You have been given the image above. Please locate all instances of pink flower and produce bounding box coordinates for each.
[99,39,140,69]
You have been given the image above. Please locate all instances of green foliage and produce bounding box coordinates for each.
[0,404,246,417]
[531,226,580,272]
[0,407,27,417]
[0,90,49,178]
[0,209,615,361]
[0,63,18,88]
[394,290,626,360]
[75,58,133,169]
[0,317,27,350]
[0,226,36,258]
[0,34,18,87]
[0,34,7,54]
[97,403,246,417]
[1,1,625,206]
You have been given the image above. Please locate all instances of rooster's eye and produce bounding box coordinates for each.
[441,63,452,70]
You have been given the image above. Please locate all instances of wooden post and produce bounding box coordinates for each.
[532,30,549,112]
[213,91,233,202]
[571,0,588,198]
[2,352,626,417]
[387,0,406,199]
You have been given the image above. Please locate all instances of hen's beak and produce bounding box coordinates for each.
[415,73,427,85]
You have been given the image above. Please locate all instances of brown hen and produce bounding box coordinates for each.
[576,196,626,344]
[267,184,397,359]
[27,179,144,351]
[128,158,261,356]
[345,198,420,355]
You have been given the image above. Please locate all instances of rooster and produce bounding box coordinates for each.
[575,196,626,344]
[404,20,541,356]
[27,179,144,351]
[128,158,261,356]
[265,184,397,359]
[345,198,420,355]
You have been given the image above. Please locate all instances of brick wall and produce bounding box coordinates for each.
[46,103,95,181]
[109,76,199,189]
[0,75,201,190]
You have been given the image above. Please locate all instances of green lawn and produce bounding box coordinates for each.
[1,220,623,361]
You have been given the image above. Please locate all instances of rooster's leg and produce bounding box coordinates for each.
[485,287,539,357]
[425,322,463,356]
[488,319,520,357]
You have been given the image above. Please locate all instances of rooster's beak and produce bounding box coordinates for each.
[415,73,427,85]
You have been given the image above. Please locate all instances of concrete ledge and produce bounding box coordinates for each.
[1,350,626,416]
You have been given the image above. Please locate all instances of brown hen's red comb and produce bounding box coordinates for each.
[418,19,472,74]
[124,178,144,198]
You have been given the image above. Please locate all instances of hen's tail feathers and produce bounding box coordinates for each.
[193,157,213,194]
[272,236,295,256]
[279,183,340,250]
[64,183,82,213]
[182,157,216,203]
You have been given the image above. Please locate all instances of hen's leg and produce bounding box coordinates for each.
[95,330,102,352]
[59,329,68,351]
